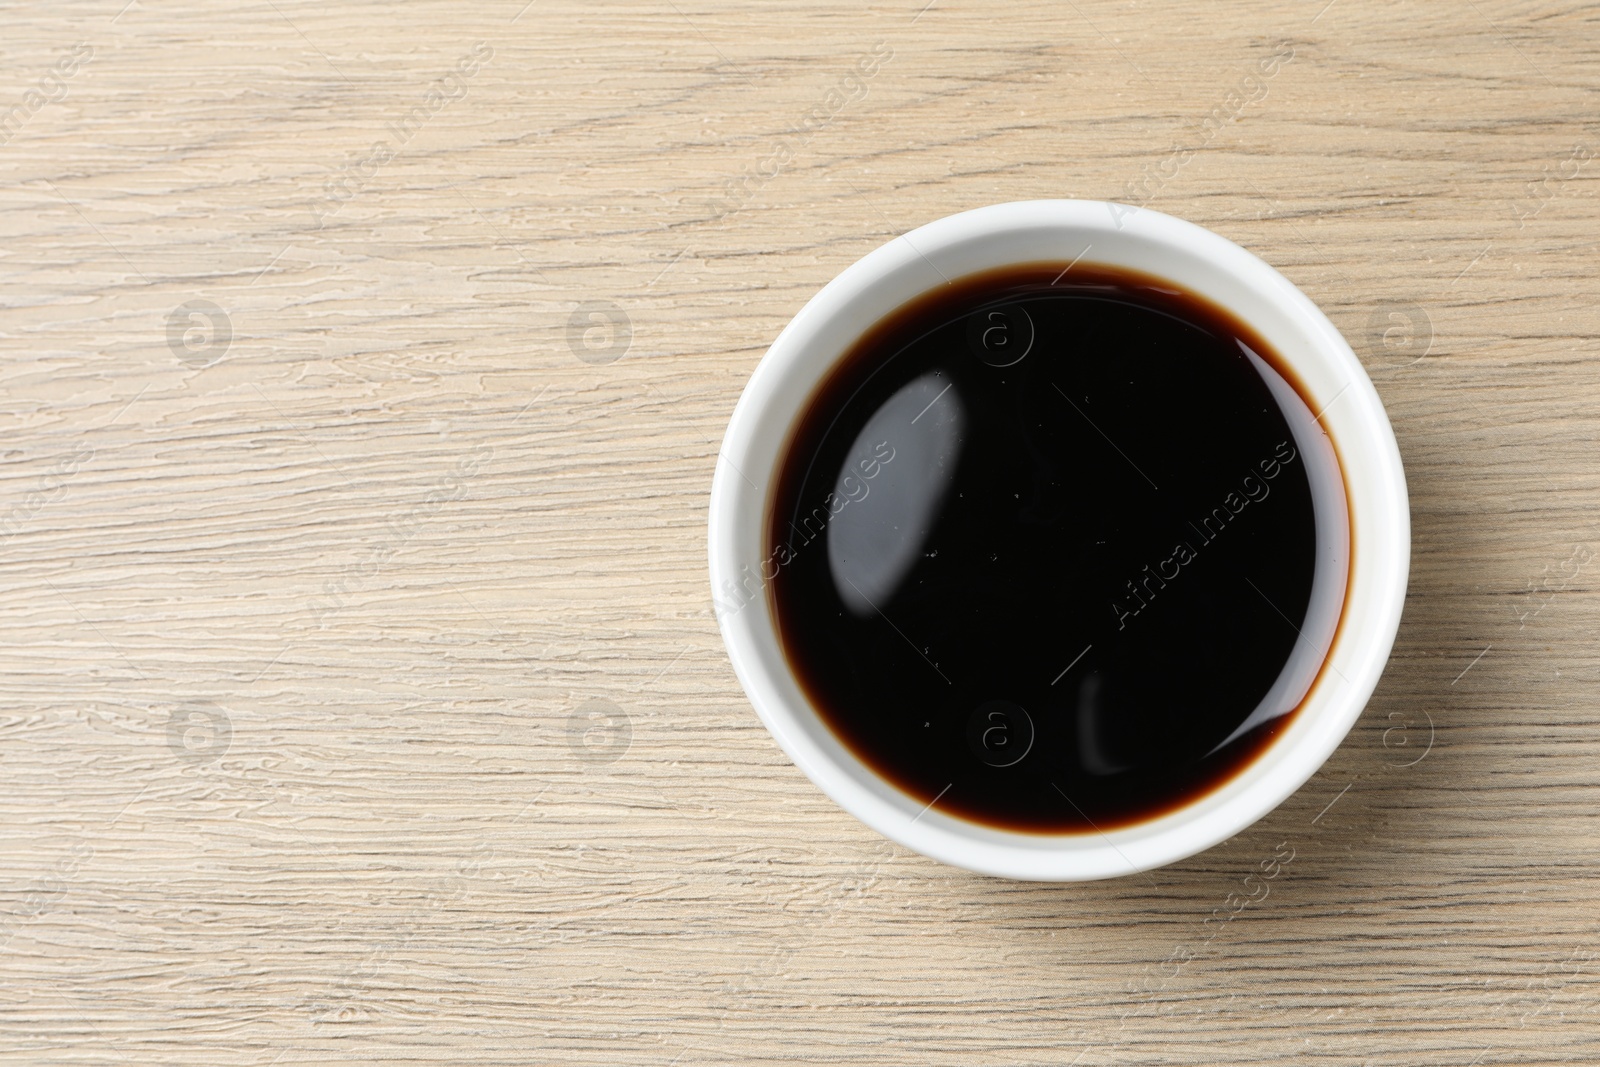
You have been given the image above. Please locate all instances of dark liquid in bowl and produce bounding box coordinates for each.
[767,263,1337,833]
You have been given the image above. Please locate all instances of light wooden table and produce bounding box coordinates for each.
[3,1,1598,1063]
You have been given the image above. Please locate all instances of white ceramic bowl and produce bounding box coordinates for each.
[708,200,1409,881]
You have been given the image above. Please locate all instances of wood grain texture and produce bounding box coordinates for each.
[2,0,1599,1063]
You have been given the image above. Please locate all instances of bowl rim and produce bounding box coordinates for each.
[708,199,1410,881]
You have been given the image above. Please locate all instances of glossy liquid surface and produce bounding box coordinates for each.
[768,263,1333,833]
